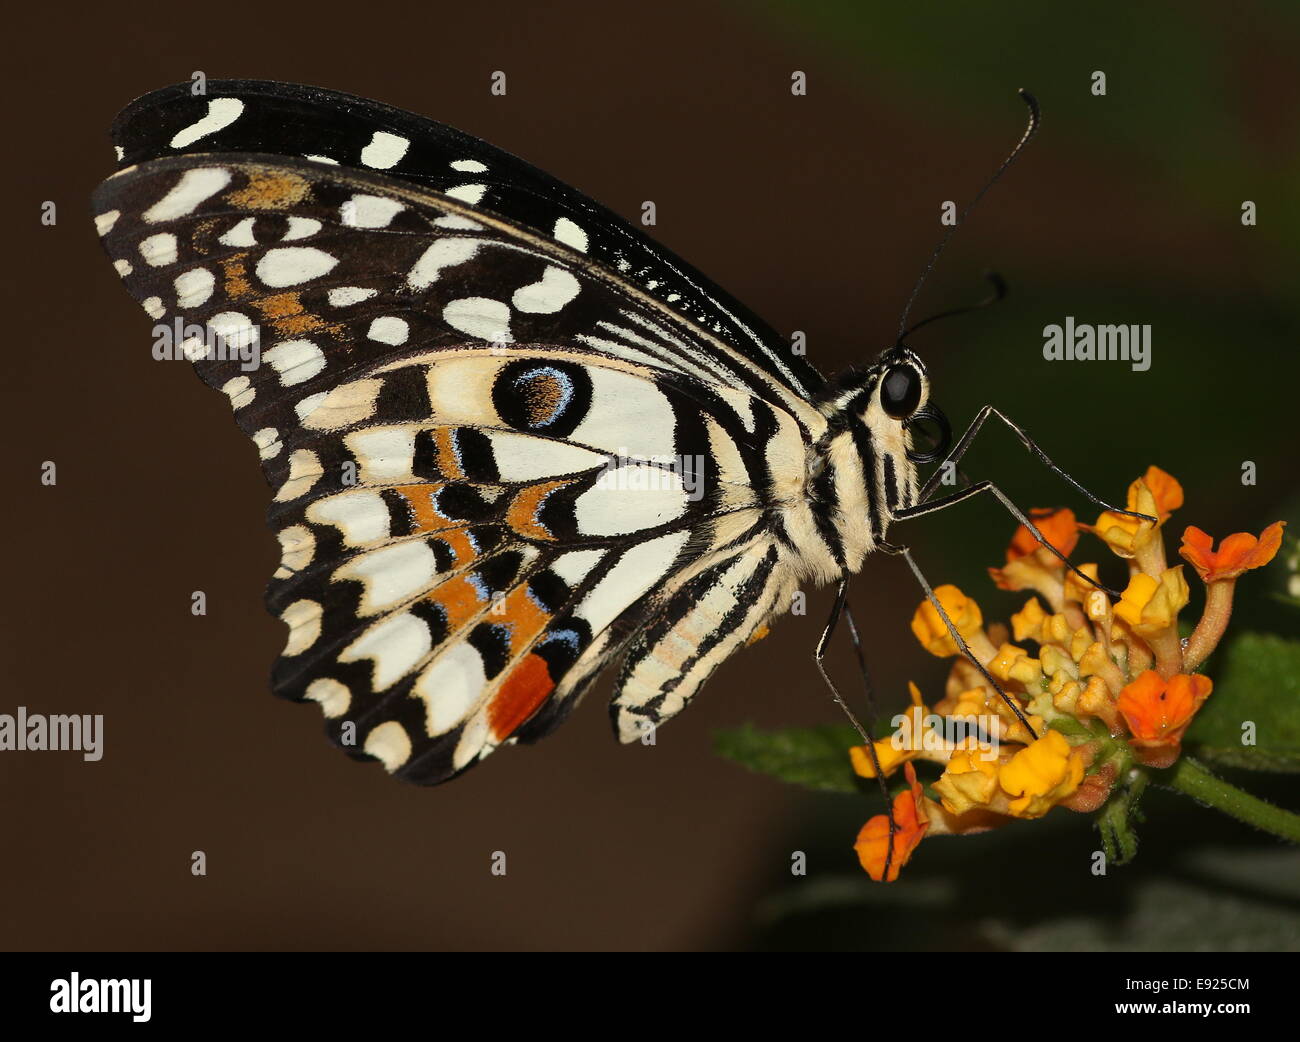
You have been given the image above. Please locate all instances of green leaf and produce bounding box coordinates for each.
[715,723,863,793]
[1186,632,1300,772]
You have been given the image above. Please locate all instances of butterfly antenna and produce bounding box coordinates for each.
[901,269,1007,339]
[895,89,1041,343]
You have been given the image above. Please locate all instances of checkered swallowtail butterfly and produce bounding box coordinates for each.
[94,80,1121,789]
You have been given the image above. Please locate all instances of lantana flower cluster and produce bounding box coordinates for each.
[852,466,1284,881]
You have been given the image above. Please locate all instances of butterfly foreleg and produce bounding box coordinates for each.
[878,540,1040,741]
[917,405,1153,524]
[892,478,1125,597]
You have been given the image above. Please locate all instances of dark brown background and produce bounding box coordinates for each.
[5,1,1298,950]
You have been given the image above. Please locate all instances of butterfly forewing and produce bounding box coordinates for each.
[109,80,825,403]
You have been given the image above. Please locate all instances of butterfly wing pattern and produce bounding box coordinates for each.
[93,82,837,784]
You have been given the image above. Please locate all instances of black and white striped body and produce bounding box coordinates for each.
[612,351,928,739]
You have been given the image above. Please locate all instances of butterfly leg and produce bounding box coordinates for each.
[892,478,1125,597]
[918,405,1154,523]
[842,602,882,724]
[815,580,897,878]
[878,540,1040,740]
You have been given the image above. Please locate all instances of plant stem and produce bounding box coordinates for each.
[1164,756,1300,842]
[1184,579,1234,672]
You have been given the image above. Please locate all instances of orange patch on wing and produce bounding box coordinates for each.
[506,481,571,541]
[522,371,564,427]
[220,256,252,299]
[432,429,464,480]
[392,484,454,532]
[226,170,311,210]
[485,587,558,739]
[192,218,221,255]
[252,291,337,336]
[496,585,551,645]
[488,654,555,740]
[435,527,475,567]
[426,574,489,631]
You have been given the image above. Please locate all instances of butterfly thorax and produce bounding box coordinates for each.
[779,350,928,585]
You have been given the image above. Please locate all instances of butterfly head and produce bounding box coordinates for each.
[825,345,951,467]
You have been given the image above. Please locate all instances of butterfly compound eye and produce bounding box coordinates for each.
[880,364,922,419]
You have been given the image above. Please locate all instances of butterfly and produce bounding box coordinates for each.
[94,80,1126,790]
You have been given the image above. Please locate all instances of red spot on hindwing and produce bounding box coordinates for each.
[488,654,555,740]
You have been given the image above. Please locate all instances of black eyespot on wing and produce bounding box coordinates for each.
[492,359,592,438]
[881,364,922,419]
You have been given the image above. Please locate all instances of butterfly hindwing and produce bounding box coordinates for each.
[612,540,793,743]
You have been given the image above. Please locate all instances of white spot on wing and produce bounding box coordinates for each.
[573,464,688,536]
[414,643,488,736]
[407,239,479,289]
[360,131,410,169]
[173,268,214,308]
[442,297,511,341]
[445,183,486,204]
[364,721,413,771]
[207,311,257,351]
[328,287,377,306]
[143,167,231,222]
[450,159,488,173]
[346,427,416,483]
[221,375,255,410]
[274,449,323,502]
[139,233,178,266]
[275,524,315,577]
[294,391,328,421]
[483,430,604,482]
[340,194,405,228]
[575,531,689,632]
[511,266,580,314]
[264,339,325,386]
[169,98,244,148]
[309,490,390,545]
[305,677,350,718]
[280,598,322,656]
[367,316,409,345]
[255,247,338,288]
[283,216,322,240]
[548,549,606,587]
[94,210,120,236]
[252,427,282,460]
[553,217,588,252]
[341,612,431,691]
[568,369,677,459]
[335,541,438,615]
[219,217,257,248]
